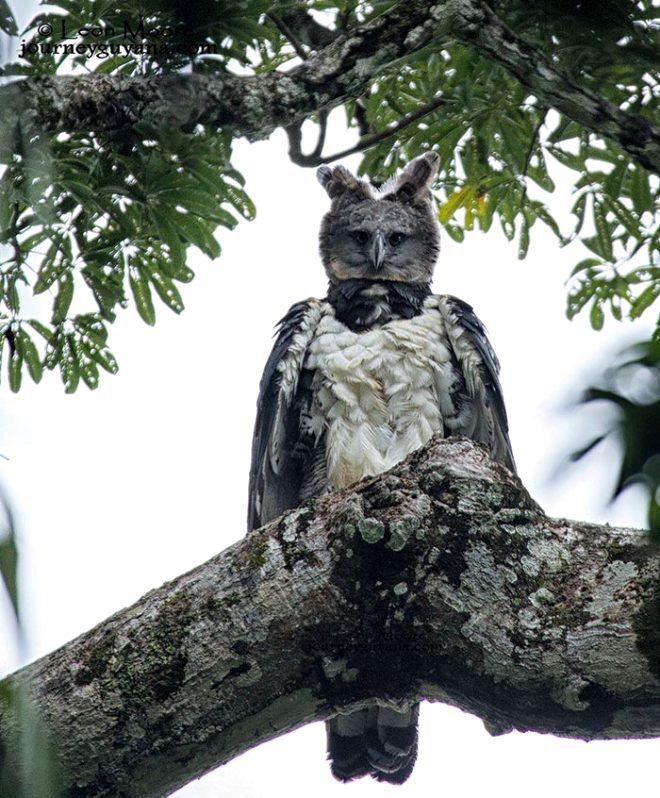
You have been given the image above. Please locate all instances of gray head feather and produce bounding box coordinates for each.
[318,154,440,285]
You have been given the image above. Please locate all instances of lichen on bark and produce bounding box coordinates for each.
[0,436,658,798]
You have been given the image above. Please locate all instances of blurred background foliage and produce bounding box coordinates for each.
[571,339,660,539]
[0,488,62,796]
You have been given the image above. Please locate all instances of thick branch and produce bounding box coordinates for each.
[1,436,658,798]
[1,1,658,172]
[450,1,660,173]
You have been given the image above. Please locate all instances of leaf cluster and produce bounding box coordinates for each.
[348,45,658,334]
[0,122,252,391]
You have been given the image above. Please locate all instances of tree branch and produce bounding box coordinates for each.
[266,11,309,61]
[1,1,657,173]
[450,1,659,173]
[276,6,337,50]
[286,95,447,167]
[1,436,658,798]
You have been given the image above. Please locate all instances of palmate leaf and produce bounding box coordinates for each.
[348,34,657,329]
[0,116,251,391]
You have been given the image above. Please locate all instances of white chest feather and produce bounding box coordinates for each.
[305,298,457,489]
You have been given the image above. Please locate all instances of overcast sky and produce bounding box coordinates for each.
[1,4,657,797]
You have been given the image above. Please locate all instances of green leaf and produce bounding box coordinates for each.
[34,245,68,294]
[52,276,74,325]
[590,300,605,331]
[518,218,530,260]
[548,117,581,144]
[604,197,639,239]
[28,320,54,342]
[604,161,627,197]
[548,147,582,171]
[0,531,18,621]
[168,210,221,259]
[445,224,465,243]
[60,335,80,394]
[438,186,470,224]
[630,285,660,320]
[0,187,11,235]
[147,267,184,314]
[43,332,64,371]
[500,215,516,241]
[534,206,564,242]
[210,206,239,230]
[476,193,494,232]
[571,193,587,235]
[186,159,225,193]
[582,235,605,259]
[528,153,555,192]
[435,123,465,164]
[0,0,18,35]
[594,203,614,261]
[224,185,256,220]
[15,330,42,384]
[129,268,156,325]
[630,166,652,214]
[8,352,22,393]
[150,208,186,268]
[79,336,118,375]
[570,257,602,277]
[156,188,223,219]
[71,336,99,390]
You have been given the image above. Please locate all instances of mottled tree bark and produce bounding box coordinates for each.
[1,436,658,798]
[1,0,658,172]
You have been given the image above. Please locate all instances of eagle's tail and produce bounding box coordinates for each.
[326,703,419,784]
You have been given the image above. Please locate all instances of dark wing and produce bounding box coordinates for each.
[439,295,516,472]
[247,299,324,532]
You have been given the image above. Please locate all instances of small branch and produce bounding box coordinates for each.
[287,94,448,167]
[286,108,328,165]
[353,99,371,138]
[277,6,337,49]
[266,11,309,61]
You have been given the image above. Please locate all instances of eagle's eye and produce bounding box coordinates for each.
[388,232,407,247]
[350,230,370,246]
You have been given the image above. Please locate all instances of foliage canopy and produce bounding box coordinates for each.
[0,0,657,392]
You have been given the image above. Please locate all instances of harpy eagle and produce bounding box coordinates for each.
[247,152,515,784]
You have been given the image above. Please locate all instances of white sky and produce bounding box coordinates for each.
[1,3,658,797]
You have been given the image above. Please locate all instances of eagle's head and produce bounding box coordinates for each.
[317,152,440,286]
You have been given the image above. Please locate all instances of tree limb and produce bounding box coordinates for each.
[276,6,337,50]
[286,95,447,167]
[1,436,658,798]
[266,11,310,62]
[1,1,658,172]
[450,1,660,173]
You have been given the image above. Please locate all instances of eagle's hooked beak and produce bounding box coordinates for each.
[370,231,388,270]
